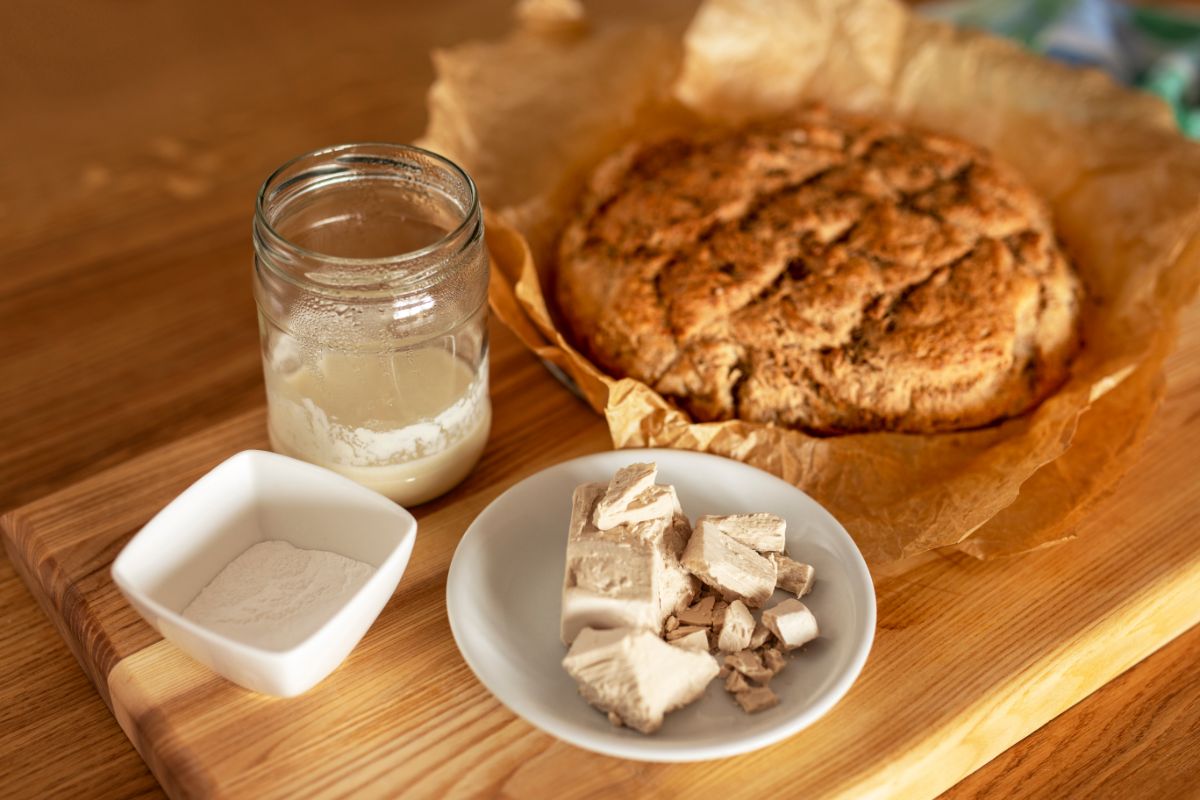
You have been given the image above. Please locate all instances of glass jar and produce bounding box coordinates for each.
[253,143,490,506]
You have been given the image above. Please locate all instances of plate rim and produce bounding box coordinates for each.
[445,447,876,762]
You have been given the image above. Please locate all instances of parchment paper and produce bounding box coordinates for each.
[422,0,1200,564]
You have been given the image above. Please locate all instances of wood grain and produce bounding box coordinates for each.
[3,299,1199,798]
[943,623,1200,800]
[2,1,1199,798]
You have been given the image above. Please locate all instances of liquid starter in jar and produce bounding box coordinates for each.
[265,343,490,506]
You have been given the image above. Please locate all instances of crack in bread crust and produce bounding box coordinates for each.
[555,107,1083,434]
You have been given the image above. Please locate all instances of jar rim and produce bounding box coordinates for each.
[254,142,481,272]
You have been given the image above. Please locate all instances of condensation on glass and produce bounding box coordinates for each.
[253,143,490,505]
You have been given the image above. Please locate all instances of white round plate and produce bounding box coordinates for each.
[445,449,875,762]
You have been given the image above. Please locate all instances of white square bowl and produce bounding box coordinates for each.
[111,449,417,697]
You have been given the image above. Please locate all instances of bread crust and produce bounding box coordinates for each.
[556,108,1082,434]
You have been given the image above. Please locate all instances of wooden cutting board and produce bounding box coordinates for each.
[4,311,1200,799]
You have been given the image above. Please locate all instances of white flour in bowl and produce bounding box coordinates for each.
[182,540,374,651]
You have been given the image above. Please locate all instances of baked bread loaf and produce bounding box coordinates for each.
[556,108,1082,434]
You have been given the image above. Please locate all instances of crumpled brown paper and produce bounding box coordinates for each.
[421,0,1200,564]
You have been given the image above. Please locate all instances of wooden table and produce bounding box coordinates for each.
[1,2,1197,797]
